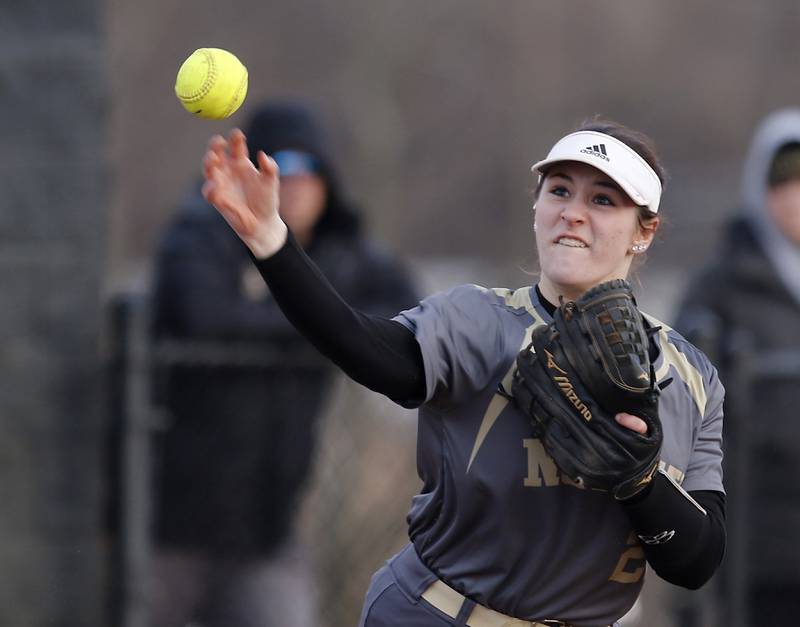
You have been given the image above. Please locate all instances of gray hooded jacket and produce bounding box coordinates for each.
[675,108,800,583]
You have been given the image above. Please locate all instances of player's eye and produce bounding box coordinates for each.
[549,185,569,198]
[593,193,615,206]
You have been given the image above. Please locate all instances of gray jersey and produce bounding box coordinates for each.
[393,284,724,626]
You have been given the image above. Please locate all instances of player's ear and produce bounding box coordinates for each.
[637,215,659,246]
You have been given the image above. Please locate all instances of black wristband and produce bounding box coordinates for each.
[621,469,725,589]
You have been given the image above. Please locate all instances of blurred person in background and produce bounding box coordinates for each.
[149,100,418,627]
[675,108,800,625]
[199,118,726,627]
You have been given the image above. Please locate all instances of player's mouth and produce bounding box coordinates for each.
[555,236,588,248]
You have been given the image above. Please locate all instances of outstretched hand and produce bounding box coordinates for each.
[202,129,288,258]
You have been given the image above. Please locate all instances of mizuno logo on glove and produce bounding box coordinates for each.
[544,348,568,375]
[554,376,593,422]
[545,350,593,422]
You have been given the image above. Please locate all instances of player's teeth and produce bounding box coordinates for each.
[557,238,587,248]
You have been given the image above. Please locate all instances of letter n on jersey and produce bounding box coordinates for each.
[523,439,584,489]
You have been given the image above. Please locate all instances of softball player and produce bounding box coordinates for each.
[201,119,725,627]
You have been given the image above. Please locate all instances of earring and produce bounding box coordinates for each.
[533,222,538,232]
[631,242,648,253]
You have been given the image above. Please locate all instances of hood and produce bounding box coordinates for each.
[741,108,800,213]
[243,101,361,238]
[740,108,800,306]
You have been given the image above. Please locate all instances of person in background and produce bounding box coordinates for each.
[149,100,418,627]
[675,108,800,625]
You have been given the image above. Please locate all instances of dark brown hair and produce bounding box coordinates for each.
[768,142,800,188]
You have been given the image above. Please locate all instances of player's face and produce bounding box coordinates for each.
[534,162,655,302]
[278,174,327,245]
[767,179,800,245]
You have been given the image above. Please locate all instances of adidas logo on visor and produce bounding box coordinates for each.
[531,131,663,213]
[580,144,609,162]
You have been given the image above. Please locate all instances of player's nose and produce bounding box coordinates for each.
[560,198,588,224]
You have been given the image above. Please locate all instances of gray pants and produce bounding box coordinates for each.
[359,544,620,627]
[149,539,317,627]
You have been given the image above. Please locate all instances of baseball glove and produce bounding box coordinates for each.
[512,279,662,500]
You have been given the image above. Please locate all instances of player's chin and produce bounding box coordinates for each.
[542,262,596,290]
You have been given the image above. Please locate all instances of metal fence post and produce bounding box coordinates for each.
[724,329,755,627]
[119,293,154,627]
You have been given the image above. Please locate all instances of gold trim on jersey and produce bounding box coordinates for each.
[642,313,707,416]
[659,460,685,485]
[467,288,546,473]
[490,286,539,311]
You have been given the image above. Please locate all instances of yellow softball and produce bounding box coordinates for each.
[174,48,248,120]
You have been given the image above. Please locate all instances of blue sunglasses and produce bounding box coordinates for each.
[270,150,321,177]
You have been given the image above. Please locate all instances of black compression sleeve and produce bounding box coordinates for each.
[251,233,426,402]
[621,471,725,589]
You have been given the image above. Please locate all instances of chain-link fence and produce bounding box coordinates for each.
[718,343,800,627]
[105,291,420,627]
[298,378,419,627]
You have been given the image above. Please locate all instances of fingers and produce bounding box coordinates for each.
[229,128,248,160]
[615,412,648,434]
[201,178,229,211]
[203,150,219,180]
[208,133,227,154]
[203,134,227,179]
[204,130,268,181]
[201,179,217,204]
[256,150,279,177]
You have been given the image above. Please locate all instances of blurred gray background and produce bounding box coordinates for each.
[3,0,799,625]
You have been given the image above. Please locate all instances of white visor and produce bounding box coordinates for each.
[531,130,662,214]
